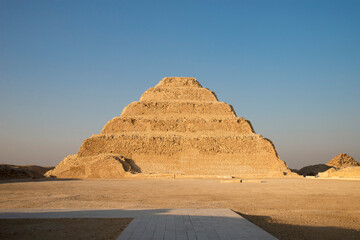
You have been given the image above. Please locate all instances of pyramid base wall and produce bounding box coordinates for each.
[127,154,288,176]
[73,134,289,176]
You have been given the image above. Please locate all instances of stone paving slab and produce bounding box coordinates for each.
[0,208,277,239]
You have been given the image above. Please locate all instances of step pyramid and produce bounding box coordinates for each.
[47,77,290,178]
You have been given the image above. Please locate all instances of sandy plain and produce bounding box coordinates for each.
[0,218,132,240]
[0,178,359,240]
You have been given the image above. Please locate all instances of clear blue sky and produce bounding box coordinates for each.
[1,0,359,169]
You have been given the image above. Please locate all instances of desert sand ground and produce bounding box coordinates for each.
[0,218,132,240]
[0,178,359,240]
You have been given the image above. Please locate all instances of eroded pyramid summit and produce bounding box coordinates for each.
[47,77,290,178]
[327,153,359,169]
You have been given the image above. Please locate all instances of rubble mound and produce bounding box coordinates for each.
[318,166,360,178]
[0,164,54,179]
[326,153,359,169]
[46,154,140,179]
[299,164,334,176]
[49,77,291,178]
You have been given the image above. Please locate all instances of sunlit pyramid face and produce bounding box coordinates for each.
[48,77,290,179]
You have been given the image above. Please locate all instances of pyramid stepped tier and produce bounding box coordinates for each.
[48,77,291,178]
[77,133,287,176]
[121,101,236,117]
[101,116,254,134]
[156,77,202,88]
[140,87,219,102]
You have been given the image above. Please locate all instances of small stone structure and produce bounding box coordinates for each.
[326,153,359,168]
[317,153,360,178]
[318,166,360,178]
[47,77,291,178]
[299,153,359,177]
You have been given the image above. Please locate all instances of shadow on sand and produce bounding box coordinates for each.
[0,178,80,184]
[0,209,276,239]
[1,209,359,240]
[235,211,360,240]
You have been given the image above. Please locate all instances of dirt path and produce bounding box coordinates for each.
[0,178,359,240]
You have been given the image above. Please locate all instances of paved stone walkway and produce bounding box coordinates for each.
[117,209,276,240]
[0,208,277,240]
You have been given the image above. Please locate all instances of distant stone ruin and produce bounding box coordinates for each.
[326,153,359,169]
[47,77,291,178]
[318,166,360,178]
[317,153,360,178]
[298,153,360,177]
